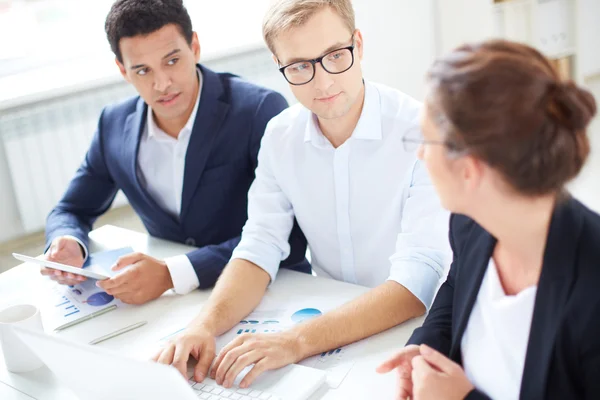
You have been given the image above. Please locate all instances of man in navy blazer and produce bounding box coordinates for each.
[42,0,309,304]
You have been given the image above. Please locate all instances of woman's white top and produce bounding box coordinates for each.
[461,258,538,399]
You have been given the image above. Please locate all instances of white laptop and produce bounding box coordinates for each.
[14,326,326,400]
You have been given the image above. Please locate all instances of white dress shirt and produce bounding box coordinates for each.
[462,258,537,399]
[135,72,203,294]
[231,82,450,308]
[74,71,203,294]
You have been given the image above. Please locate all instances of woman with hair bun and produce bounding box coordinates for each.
[377,39,598,400]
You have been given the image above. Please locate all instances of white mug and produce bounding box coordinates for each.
[0,304,45,373]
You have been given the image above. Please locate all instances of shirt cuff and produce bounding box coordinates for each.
[387,259,443,311]
[230,238,283,284]
[164,255,200,295]
[62,235,89,263]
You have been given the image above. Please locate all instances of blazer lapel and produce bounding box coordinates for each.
[180,65,230,220]
[520,197,582,399]
[449,226,496,362]
[122,98,148,198]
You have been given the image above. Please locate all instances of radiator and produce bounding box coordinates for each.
[0,47,290,234]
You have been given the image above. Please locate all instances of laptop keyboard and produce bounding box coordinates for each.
[189,379,282,400]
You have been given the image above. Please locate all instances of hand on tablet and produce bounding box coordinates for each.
[96,253,174,305]
[40,237,86,286]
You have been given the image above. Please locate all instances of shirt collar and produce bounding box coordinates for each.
[147,68,203,142]
[303,81,382,145]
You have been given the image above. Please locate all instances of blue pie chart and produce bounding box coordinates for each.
[86,292,114,306]
[291,308,322,323]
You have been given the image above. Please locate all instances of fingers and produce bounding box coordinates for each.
[211,336,245,379]
[102,283,131,298]
[194,343,215,382]
[64,272,85,281]
[411,354,435,386]
[97,271,131,291]
[376,345,419,374]
[57,277,85,286]
[172,342,192,378]
[222,350,261,388]
[377,353,404,373]
[40,267,58,277]
[419,344,455,374]
[42,269,83,286]
[239,359,270,389]
[151,347,163,362]
[154,334,216,384]
[215,341,254,385]
[156,344,176,366]
[112,252,144,271]
[397,375,413,400]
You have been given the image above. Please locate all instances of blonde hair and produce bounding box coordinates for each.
[263,0,356,56]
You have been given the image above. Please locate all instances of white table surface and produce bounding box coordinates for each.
[0,225,423,399]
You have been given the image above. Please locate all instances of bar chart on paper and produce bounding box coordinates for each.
[300,345,354,389]
[55,294,81,318]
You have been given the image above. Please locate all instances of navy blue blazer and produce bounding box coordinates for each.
[46,65,310,288]
[408,196,600,399]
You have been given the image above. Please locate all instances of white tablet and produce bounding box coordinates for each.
[12,253,111,280]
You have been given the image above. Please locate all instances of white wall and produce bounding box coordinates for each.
[568,78,600,213]
[435,0,495,55]
[0,141,23,243]
[576,0,600,81]
[567,0,600,213]
[354,0,437,100]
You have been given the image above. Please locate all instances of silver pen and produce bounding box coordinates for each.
[55,304,118,331]
[89,320,148,345]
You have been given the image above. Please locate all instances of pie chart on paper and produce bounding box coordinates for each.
[291,308,322,323]
[85,292,114,306]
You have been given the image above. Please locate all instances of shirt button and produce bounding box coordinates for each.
[185,238,196,246]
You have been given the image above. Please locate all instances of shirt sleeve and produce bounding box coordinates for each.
[230,127,295,283]
[387,159,451,309]
[164,254,200,295]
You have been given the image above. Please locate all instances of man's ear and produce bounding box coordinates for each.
[191,31,201,62]
[353,29,364,61]
[116,58,130,83]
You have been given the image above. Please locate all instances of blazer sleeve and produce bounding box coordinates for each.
[465,389,492,400]
[581,299,600,398]
[185,235,242,289]
[406,213,463,355]
[45,108,119,253]
[186,91,307,289]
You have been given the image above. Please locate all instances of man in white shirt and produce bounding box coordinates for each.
[154,0,449,387]
[41,0,310,305]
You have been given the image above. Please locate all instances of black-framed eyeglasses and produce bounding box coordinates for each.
[278,40,355,86]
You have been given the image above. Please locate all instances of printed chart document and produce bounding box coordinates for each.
[42,247,133,331]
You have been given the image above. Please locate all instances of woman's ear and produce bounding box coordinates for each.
[462,155,485,193]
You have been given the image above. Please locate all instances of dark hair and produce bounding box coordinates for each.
[426,39,597,196]
[105,0,193,63]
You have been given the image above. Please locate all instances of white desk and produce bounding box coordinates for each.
[0,225,423,399]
